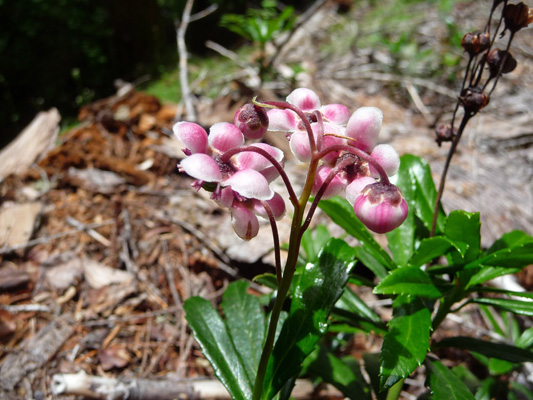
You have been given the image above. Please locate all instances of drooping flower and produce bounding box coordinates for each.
[352,182,408,234]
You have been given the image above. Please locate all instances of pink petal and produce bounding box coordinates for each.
[289,130,313,162]
[179,153,222,182]
[173,122,208,154]
[216,186,234,208]
[267,109,298,131]
[234,143,284,171]
[345,176,376,206]
[253,192,286,220]
[321,104,351,125]
[231,204,259,241]
[223,169,274,200]
[345,107,383,153]
[311,165,347,200]
[208,122,244,153]
[369,144,400,177]
[286,88,321,111]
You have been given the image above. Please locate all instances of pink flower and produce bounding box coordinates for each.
[345,107,383,153]
[353,182,408,234]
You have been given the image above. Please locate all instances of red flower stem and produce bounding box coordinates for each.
[261,200,282,286]
[262,100,317,152]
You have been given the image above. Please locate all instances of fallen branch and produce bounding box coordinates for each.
[51,372,343,399]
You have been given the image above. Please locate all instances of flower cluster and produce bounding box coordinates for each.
[174,88,408,239]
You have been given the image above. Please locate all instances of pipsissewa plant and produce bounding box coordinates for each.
[176,2,533,399]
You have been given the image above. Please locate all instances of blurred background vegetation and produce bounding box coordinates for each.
[0,0,465,148]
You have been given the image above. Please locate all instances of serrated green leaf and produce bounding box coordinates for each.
[354,246,389,279]
[467,242,533,270]
[319,197,396,271]
[262,239,354,399]
[221,281,265,381]
[473,286,533,300]
[380,295,432,390]
[470,297,533,317]
[184,297,253,399]
[408,236,463,267]
[305,345,371,399]
[425,358,474,400]
[432,337,533,363]
[374,266,443,299]
[466,266,521,288]
[444,211,480,265]
[486,230,533,254]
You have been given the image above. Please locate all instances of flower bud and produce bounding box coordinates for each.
[487,49,517,78]
[353,182,408,234]
[503,2,530,33]
[345,176,376,206]
[459,88,490,114]
[369,144,400,178]
[234,103,269,140]
[461,32,490,56]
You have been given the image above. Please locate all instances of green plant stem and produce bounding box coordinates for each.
[385,378,404,400]
[252,157,319,400]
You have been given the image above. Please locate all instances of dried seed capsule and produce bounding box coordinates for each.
[461,32,491,56]
[234,103,269,140]
[459,88,490,114]
[487,49,518,78]
[503,2,530,33]
[435,124,456,146]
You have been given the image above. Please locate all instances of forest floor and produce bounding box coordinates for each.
[0,0,532,399]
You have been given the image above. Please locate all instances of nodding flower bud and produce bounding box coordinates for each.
[459,87,490,114]
[461,32,490,56]
[353,182,408,234]
[503,2,530,33]
[435,124,456,147]
[234,103,269,140]
[487,49,517,78]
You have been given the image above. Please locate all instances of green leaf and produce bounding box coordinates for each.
[425,358,474,400]
[221,281,265,381]
[486,230,533,253]
[400,154,446,233]
[333,286,387,334]
[473,286,533,300]
[470,297,533,317]
[408,236,464,267]
[184,297,253,399]
[262,238,354,399]
[374,266,443,299]
[305,345,371,399]
[319,197,396,271]
[432,337,533,363]
[466,266,521,288]
[363,353,388,400]
[444,211,481,265]
[380,295,432,390]
[253,273,278,290]
[301,224,331,262]
[354,246,389,279]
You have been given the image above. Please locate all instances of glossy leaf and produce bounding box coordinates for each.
[221,281,265,381]
[466,266,521,288]
[374,266,443,299]
[184,296,253,399]
[432,337,533,363]
[305,345,371,399]
[408,236,463,267]
[262,238,354,399]
[444,211,480,265]
[319,197,396,271]
[380,295,432,390]
[425,358,474,400]
[470,297,533,317]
